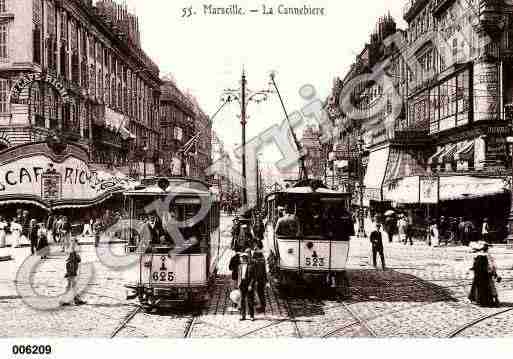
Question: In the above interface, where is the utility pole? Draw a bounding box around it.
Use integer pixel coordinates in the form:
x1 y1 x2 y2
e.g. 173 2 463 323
241 70 248 207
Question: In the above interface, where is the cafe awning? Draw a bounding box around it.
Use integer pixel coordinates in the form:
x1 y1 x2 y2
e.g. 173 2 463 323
439 176 507 201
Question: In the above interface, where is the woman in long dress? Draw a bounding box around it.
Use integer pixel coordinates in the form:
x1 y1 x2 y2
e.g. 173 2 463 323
0 216 7 248
36 223 49 259
469 243 500 307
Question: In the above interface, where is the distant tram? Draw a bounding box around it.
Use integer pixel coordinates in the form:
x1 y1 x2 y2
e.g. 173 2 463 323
265 180 353 291
124 177 221 309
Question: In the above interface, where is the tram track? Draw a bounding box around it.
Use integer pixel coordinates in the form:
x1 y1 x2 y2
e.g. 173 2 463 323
447 307 513 338
110 305 143 338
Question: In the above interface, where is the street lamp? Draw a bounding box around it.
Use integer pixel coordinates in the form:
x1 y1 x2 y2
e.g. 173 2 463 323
222 70 273 208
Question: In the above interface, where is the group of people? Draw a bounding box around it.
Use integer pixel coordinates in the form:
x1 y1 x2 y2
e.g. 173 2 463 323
367 211 494 248
229 212 268 321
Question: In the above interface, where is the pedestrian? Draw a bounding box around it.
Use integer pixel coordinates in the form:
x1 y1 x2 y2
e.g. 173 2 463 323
397 214 408 245
481 218 490 243
384 215 395 243
252 214 265 243
82 217 93 237
60 216 72 252
275 204 300 237
253 242 268 313
236 225 254 252
29 219 39 255
60 239 86 306
46 212 55 243
457 217 465 245
0 216 7 248
463 218 475 246
9 217 22 248
20 210 31 245
238 249 256 321
229 252 241 289
468 242 501 307
53 215 63 245
231 216 240 250
93 217 103 247
370 223 386 270
429 220 440 247
36 223 49 259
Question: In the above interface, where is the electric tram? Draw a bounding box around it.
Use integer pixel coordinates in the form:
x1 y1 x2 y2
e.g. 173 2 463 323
265 179 353 290
124 177 221 309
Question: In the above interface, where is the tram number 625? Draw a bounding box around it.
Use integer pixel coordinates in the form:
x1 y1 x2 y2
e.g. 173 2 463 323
305 257 325 267
152 271 175 282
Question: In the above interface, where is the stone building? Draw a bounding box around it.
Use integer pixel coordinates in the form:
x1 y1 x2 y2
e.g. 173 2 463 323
326 1 513 236
159 79 212 180
0 0 161 176
301 124 323 181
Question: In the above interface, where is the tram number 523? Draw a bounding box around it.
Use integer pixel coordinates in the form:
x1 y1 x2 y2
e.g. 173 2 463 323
152 271 175 282
305 257 325 267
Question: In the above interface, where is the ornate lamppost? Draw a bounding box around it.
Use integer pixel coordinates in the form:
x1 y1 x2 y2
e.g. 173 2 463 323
222 70 273 207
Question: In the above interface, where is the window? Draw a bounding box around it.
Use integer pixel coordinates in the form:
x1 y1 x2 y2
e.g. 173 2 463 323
33 25 41 64
0 0 6 13
0 23 7 60
0 79 9 114
174 126 183 141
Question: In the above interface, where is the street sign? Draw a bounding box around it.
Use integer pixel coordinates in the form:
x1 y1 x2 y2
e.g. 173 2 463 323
41 172 62 202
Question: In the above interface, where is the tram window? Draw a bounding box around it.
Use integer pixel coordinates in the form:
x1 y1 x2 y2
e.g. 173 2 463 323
301 201 323 237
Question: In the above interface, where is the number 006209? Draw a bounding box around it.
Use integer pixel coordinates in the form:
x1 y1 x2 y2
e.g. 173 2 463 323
12 345 52 355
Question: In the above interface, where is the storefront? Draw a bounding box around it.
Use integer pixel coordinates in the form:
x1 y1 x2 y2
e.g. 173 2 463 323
0 140 138 218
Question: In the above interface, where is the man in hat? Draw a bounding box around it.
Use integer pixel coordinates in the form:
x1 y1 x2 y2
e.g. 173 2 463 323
252 242 268 312
60 239 86 306
238 248 256 321
370 223 386 270
231 216 241 250
275 204 300 237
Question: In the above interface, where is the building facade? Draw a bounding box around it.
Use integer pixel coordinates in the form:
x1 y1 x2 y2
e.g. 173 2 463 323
0 0 161 177
159 79 212 180
326 1 513 236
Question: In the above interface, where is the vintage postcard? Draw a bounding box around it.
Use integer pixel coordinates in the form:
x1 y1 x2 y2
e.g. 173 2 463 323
0 0 513 357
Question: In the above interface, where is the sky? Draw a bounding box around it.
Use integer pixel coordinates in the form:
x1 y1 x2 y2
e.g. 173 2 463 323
116 0 407 179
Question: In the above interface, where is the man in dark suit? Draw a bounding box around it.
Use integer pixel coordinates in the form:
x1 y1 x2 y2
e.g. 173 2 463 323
141 214 168 252
239 250 256 321
370 223 386 270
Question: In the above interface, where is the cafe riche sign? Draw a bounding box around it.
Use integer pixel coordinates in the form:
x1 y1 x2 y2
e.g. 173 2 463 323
0 141 127 209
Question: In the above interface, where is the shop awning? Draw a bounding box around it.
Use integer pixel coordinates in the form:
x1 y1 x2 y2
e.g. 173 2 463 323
454 140 474 161
439 176 507 201
428 146 446 166
440 143 459 163
363 147 390 201
383 176 420 204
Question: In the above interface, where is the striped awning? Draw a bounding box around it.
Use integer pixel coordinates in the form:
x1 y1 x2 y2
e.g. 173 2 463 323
454 140 474 161
440 144 459 163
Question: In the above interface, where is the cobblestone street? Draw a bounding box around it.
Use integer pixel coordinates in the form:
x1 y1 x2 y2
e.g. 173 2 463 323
1 215 513 338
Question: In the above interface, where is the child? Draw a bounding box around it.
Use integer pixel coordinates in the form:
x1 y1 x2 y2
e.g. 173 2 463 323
60 239 86 306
